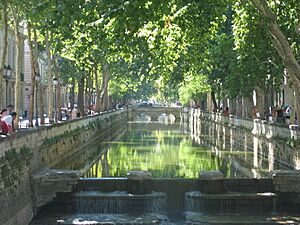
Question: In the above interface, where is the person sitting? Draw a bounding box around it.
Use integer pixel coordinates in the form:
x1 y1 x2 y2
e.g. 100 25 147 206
0 109 9 135
1 108 13 133
223 107 229 117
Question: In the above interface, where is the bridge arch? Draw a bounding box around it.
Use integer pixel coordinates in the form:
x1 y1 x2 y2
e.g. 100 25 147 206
130 107 182 122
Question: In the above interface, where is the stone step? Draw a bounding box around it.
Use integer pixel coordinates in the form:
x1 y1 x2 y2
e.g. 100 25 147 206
73 191 167 214
185 213 300 224
31 213 169 225
185 192 277 215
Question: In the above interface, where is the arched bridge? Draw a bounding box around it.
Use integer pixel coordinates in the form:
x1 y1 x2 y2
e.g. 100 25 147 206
128 106 183 122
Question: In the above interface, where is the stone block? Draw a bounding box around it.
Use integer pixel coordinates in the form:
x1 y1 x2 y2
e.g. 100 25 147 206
199 170 224 180
273 170 300 193
127 170 152 181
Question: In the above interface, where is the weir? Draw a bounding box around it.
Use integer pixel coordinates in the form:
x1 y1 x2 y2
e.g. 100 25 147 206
73 191 167 214
1 107 300 225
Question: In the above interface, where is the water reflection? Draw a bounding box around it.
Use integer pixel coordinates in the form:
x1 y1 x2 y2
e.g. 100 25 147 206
83 124 232 178
136 113 151 123
158 113 176 124
57 116 297 179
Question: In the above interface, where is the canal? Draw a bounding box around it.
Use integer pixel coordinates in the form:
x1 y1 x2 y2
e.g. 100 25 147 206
29 112 300 225
55 118 292 179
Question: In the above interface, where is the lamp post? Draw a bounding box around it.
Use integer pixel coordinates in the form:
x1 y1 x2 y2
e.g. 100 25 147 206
3 65 12 106
35 73 40 127
53 77 58 122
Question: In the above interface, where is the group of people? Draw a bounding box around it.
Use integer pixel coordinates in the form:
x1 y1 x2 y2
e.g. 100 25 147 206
64 107 83 120
270 105 294 124
0 104 17 135
252 105 295 124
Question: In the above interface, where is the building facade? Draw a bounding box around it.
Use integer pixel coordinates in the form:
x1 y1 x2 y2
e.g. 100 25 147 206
0 26 25 113
23 40 49 118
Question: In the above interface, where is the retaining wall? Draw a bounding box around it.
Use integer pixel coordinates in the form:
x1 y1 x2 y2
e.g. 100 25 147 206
0 109 127 225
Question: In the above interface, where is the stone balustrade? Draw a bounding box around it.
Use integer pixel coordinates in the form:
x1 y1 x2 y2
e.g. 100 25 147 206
188 108 299 141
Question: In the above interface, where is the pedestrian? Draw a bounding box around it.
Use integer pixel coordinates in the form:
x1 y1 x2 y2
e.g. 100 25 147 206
7 104 14 114
223 107 229 117
11 112 17 132
251 106 260 119
77 109 82 118
0 110 9 135
64 109 69 120
1 108 12 133
276 105 284 123
71 107 78 120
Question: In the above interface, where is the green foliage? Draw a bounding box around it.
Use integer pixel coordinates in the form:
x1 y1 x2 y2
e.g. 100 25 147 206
8 0 296 104
179 72 211 105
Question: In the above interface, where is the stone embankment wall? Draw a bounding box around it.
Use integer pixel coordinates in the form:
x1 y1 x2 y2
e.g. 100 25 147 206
186 108 299 141
0 109 127 225
186 108 300 206
185 109 299 171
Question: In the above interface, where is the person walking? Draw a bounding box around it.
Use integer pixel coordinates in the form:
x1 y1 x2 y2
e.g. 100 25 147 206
71 107 78 120
11 112 17 132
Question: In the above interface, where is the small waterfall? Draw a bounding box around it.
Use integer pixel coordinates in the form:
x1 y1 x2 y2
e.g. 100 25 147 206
73 191 167 214
185 191 277 215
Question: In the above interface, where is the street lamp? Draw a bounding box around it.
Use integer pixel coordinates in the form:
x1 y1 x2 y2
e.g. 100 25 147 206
3 65 12 106
35 73 40 127
53 77 58 122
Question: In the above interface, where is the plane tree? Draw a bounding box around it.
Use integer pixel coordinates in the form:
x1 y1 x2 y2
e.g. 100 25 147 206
249 0 300 122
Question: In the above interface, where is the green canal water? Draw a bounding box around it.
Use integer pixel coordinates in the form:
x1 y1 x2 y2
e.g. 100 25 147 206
84 129 229 178
57 121 291 179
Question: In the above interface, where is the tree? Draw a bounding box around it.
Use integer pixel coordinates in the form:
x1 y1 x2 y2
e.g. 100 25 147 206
250 0 300 123
9 0 26 130
0 1 9 108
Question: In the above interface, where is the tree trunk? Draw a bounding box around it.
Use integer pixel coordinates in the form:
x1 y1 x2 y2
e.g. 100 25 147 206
236 97 243 117
229 98 236 115
34 28 45 125
242 95 253 118
70 77 75 109
78 75 85 115
250 0 300 123
94 63 101 112
255 87 265 119
45 31 54 122
39 86 45 124
10 4 22 131
0 2 8 108
27 23 35 127
290 81 300 125
211 90 218 112
100 64 110 112
85 72 91 110
57 81 62 120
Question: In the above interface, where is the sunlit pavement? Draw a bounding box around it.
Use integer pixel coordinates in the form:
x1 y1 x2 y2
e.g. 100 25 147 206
19 118 54 129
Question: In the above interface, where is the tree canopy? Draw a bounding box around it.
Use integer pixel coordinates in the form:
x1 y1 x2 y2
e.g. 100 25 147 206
2 0 300 119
